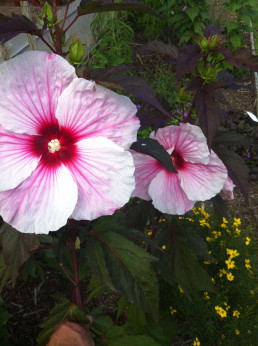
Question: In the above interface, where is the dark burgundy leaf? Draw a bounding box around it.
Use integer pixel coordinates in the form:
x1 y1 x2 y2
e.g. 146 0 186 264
201 24 221 38
139 40 179 61
210 195 227 218
217 70 251 90
212 131 249 146
195 84 223 148
219 47 258 72
0 14 40 42
78 0 163 18
87 66 170 115
131 138 177 173
137 108 171 131
176 45 202 82
212 145 249 201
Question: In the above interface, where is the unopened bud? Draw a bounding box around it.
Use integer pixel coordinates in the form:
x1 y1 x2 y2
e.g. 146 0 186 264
41 1 54 26
200 65 218 84
69 38 84 65
178 88 190 103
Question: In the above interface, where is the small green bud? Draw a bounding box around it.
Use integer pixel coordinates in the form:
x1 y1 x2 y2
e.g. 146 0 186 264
200 37 209 51
69 38 84 65
200 65 218 84
178 88 190 103
41 2 54 26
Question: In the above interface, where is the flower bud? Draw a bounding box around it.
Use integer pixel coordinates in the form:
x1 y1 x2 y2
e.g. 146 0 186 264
200 65 218 84
69 38 84 65
41 1 54 26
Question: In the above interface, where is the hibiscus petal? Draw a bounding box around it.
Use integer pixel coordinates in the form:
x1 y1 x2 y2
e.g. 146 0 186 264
150 123 209 164
64 137 135 221
149 170 195 214
0 52 76 135
130 151 161 200
221 177 234 200
0 126 40 191
55 78 139 149
179 151 227 201
0 161 78 234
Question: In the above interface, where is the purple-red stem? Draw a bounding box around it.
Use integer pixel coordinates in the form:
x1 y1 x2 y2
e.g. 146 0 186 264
39 245 58 250
69 220 83 310
64 14 79 33
52 0 62 55
39 35 57 53
61 0 71 31
60 263 77 286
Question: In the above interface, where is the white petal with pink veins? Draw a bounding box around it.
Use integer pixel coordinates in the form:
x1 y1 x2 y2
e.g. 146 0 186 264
221 176 234 200
55 78 139 149
0 52 76 135
131 151 162 200
0 162 78 234
179 151 227 201
149 170 195 215
150 123 209 164
0 126 40 191
65 137 135 221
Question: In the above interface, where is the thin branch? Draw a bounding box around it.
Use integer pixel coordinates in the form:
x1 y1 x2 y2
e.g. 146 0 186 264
64 14 79 33
39 35 57 53
61 0 71 31
60 263 77 286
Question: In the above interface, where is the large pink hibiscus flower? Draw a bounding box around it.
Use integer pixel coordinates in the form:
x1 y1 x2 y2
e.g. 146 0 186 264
131 123 228 214
0 51 140 233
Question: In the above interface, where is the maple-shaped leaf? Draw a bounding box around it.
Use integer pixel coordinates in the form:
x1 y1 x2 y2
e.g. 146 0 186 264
87 66 170 115
219 47 258 72
1 223 39 287
176 45 202 82
0 13 41 42
195 83 223 148
139 40 179 62
78 0 163 18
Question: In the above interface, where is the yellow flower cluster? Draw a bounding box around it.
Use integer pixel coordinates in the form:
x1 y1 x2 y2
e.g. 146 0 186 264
203 292 210 300
162 245 166 250
245 237 251 245
235 329 240 335
159 218 166 223
193 337 200 346
215 305 227 318
147 231 152 236
226 249 240 259
245 259 251 271
221 217 228 229
233 218 241 227
225 258 235 269
169 306 177 315
178 285 184 294
227 272 234 281
233 310 240 318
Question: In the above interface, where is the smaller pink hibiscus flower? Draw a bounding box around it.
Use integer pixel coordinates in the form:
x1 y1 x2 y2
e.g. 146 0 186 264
131 123 228 215
0 52 140 234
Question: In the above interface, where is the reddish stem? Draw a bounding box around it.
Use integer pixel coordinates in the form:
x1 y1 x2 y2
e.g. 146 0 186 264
39 245 58 250
53 0 62 55
61 0 71 31
64 14 79 33
69 221 83 310
39 35 57 53
60 263 77 286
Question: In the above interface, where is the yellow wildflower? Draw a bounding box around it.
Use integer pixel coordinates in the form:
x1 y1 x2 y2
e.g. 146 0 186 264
193 337 200 346
226 249 239 259
245 259 251 270
206 237 212 242
211 278 215 284
235 329 240 335
178 285 184 294
225 259 235 269
147 231 152 236
204 292 210 300
215 306 227 318
233 310 240 318
169 306 177 315
250 290 255 295
248 330 251 334
233 218 241 227
222 217 228 224
219 268 227 277
227 272 234 281
234 228 241 236
245 237 251 245
162 245 166 250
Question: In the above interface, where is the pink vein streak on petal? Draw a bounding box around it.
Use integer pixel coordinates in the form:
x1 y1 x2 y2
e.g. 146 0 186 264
179 151 227 201
55 79 140 150
149 170 195 215
64 137 135 221
0 160 78 234
0 125 41 191
0 52 77 135
131 151 163 200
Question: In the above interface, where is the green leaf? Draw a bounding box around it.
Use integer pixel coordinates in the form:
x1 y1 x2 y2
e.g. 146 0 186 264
1 224 39 287
85 236 116 291
157 222 213 296
186 7 199 22
116 295 129 320
145 311 176 345
125 304 146 334
78 0 163 19
226 21 239 32
229 33 242 49
90 230 159 318
86 274 111 303
106 327 159 346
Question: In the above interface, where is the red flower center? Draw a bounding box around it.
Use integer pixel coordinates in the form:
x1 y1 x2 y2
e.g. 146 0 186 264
171 150 184 169
31 123 77 167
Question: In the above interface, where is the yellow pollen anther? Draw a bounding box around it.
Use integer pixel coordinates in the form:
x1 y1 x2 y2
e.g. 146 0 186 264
48 139 61 153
